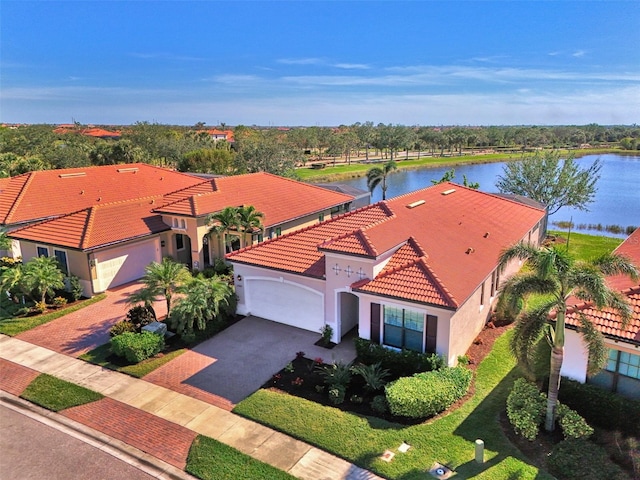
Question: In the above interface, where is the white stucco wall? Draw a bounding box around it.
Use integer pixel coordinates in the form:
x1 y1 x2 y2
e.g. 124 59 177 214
561 329 589 383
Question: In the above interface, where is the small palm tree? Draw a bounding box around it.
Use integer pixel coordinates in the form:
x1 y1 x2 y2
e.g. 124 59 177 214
498 242 638 432
237 205 264 248
21 256 66 305
207 206 241 253
366 160 397 200
137 257 191 317
125 286 158 320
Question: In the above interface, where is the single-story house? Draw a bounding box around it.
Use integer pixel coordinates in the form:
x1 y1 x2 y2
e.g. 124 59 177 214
2 163 354 296
560 228 640 399
227 182 547 366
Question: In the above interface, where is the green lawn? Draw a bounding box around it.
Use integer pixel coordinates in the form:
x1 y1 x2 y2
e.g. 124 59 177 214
186 435 296 480
20 373 103 411
547 230 623 262
0 294 107 336
80 342 187 378
234 331 553 479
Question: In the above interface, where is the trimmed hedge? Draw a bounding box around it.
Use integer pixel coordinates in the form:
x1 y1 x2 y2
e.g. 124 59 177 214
547 438 628 480
110 331 164 363
558 378 640 437
506 378 546 441
556 403 593 440
385 366 472 419
354 338 444 378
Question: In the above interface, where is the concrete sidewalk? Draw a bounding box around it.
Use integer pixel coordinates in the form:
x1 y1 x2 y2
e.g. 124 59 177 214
0 335 383 480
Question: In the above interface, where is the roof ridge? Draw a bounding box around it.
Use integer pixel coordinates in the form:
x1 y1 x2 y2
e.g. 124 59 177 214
90 194 162 209
80 207 96 250
415 257 459 307
8 204 93 236
2 172 34 224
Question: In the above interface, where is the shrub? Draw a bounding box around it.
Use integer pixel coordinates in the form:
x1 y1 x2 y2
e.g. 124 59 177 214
110 332 164 363
547 438 628 480
33 301 47 314
52 296 67 308
385 367 472 419
319 324 333 345
68 275 84 301
370 395 388 414
317 361 352 388
556 403 594 440
328 385 346 405
109 320 137 337
558 378 640 437
350 394 364 404
506 378 546 441
351 362 390 392
354 338 444 378
125 305 155 331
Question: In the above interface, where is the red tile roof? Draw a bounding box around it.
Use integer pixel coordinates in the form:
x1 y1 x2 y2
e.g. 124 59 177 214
564 228 640 344
155 173 354 227
229 182 546 307
9 197 170 250
0 164 203 226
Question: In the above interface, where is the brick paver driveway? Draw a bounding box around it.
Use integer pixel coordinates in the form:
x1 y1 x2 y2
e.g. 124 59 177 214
144 316 357 406
16 282 167 358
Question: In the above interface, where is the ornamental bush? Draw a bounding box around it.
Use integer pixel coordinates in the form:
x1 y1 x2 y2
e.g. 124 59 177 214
109 320 137 337
506 378 546 441
110 332 164 363
547 438 628 480
385 366 472 419
556 403 594 440
354 338 444 378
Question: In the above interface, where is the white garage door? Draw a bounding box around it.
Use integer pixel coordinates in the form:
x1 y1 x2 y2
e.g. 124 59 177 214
95 238 161 291
245 278 324 333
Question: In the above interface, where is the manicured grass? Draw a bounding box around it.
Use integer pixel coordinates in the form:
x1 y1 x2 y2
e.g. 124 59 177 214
234 331 553 479
80 342 187 378
0 294 107 336
20 373 103 412
186 435 296 480
548 230 623 262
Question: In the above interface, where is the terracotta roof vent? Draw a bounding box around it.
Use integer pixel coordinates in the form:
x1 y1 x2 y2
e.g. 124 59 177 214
406 199 425 209
442 188 456 195
466 247 475 254
59 172 86 178
484 232 490 238
117 167 139 173
80 190 84 195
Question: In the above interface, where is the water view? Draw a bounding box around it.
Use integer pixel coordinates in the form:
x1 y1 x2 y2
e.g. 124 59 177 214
330 154 640 237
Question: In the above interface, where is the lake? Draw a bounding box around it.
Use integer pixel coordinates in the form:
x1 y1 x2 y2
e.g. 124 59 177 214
329 154 640 237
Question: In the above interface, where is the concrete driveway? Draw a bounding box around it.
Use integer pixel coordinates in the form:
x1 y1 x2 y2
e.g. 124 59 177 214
145 316 357 405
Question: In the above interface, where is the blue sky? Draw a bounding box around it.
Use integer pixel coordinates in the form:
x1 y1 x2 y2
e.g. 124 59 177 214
2 1 639 126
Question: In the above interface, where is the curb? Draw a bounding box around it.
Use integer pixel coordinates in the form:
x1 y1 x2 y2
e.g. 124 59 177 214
0 391 196 480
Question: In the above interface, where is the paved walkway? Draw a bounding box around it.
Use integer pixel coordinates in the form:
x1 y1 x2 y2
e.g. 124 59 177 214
0 335 383 480
16 282 168 357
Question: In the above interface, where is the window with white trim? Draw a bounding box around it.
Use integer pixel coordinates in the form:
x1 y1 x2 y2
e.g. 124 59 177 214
37 246 49 258
383 306 424 352
606 349 640 380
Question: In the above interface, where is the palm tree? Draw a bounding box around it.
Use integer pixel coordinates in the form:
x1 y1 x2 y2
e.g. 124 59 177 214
0 227 12 251
207 206 241 254
237 205 264 248
366 160 397 201
22 256 65 305
170 275 234 336
125 286 158 320
498 242 638 432
136 257 191 317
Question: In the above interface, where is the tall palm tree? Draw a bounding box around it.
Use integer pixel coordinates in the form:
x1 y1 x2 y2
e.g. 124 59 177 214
137 257 191 317
207 206 241 254
498 242 638 432
366 160 397 201
237 205 264 248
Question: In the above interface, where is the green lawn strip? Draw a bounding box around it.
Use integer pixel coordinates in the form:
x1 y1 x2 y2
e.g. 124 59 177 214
548 230 623 262
186 435 296 480
0 294 107 336
20 373 103 412
296 148 622 182
234 331 552 479
79 343 186 378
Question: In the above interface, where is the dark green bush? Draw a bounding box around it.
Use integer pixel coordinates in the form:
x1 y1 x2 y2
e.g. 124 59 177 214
126 305 155 331
547 438 628 480
68 275 84 301
385 367 472 419
354 338 444 378
328 385 346 405
559 378 640 437
506 378 546 441
557 403 594 440
317 361 352 388
110 332 164 363
370 395 388 414
109 320 137 337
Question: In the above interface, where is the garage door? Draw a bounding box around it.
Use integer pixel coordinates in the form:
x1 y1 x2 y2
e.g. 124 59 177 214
245 278 324 333
94 238 161 291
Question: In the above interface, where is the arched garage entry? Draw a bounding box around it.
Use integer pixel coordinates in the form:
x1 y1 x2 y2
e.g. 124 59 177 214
244 277 324 333
339 292 359 338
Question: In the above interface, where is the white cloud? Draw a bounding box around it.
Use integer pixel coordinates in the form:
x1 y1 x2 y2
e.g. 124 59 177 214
277 57 325 65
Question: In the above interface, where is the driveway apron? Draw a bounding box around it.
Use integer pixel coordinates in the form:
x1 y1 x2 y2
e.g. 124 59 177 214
16 282 168 357
145 316 357 405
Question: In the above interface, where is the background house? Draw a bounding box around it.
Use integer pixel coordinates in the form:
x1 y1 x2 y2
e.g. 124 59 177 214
228 182 547 366
3 164 354 296
560 228 640 399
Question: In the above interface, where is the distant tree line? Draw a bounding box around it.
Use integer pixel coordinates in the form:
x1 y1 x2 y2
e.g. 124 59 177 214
1 122 639 178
